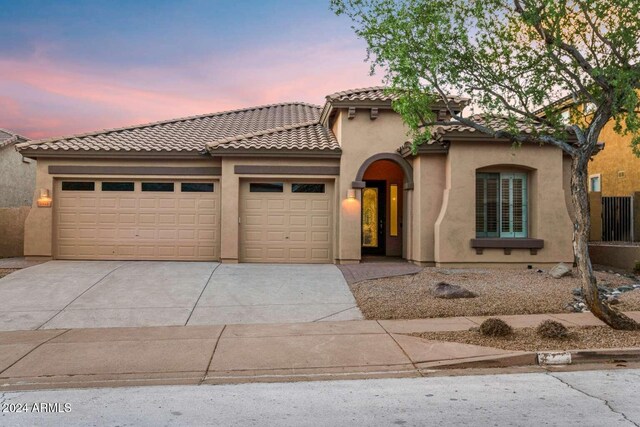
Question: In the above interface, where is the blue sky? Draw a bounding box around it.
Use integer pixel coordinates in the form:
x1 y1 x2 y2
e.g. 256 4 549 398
0 0 380 138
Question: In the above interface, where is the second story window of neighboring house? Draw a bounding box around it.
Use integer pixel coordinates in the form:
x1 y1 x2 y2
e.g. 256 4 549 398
560 110 571 124
476 173 528 238
589 174 601 192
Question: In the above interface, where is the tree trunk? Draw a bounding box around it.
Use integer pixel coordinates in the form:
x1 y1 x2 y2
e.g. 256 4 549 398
570 154 639 330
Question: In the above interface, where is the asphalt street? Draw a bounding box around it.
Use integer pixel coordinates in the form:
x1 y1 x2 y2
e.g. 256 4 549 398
2 368 639 426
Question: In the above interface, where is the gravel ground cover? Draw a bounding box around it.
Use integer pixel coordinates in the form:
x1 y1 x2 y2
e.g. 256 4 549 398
0 268 19 279
349 267 640 319
412 326 640 351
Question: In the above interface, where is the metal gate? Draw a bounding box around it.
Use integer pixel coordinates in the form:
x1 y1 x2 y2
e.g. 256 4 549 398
602 196 634 242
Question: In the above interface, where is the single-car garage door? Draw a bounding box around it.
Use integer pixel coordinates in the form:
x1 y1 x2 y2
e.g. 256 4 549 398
55 179 219 260
240 180 333 263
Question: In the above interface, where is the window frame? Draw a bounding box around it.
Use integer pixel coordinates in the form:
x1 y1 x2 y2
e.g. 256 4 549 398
101 181 135 192
181 182 215 193
589 174 601 192
476 172 528 239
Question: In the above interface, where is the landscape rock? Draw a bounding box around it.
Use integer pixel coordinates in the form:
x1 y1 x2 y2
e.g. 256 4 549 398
430 282 478 299
549 263 572 279
607 297 620 305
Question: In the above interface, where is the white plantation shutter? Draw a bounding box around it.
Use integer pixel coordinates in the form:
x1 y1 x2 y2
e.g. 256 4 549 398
476 172 527 238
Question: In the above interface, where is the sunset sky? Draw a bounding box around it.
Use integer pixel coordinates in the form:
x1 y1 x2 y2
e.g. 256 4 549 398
0 0 381 139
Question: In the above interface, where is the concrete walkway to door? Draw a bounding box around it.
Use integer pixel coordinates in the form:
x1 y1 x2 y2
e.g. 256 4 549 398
0 261 362 331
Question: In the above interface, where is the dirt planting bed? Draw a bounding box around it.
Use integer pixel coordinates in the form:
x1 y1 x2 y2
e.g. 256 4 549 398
412 326 640 352
349 267 640 320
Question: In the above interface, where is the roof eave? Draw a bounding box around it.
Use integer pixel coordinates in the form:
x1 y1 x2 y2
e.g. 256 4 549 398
17 149 210 160
207 148 342 158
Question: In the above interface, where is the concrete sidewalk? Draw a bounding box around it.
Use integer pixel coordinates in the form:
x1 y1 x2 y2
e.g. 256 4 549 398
1 311 638 391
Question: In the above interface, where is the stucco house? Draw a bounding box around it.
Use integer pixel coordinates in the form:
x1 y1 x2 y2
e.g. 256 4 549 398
16 87 575 266
0 128 34 257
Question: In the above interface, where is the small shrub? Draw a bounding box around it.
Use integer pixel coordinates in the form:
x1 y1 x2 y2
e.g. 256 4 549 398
634 261 640 274
536 320 569 339
479 318 512 337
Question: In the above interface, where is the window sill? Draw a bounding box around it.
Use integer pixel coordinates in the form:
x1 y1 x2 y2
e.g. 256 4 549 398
470 238 544 255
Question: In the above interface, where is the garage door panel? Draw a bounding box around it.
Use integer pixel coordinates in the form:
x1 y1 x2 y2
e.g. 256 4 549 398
55 179 219 261
240 180 333 264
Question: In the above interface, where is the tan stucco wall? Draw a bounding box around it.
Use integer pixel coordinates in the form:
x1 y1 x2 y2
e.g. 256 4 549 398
410 154 446 265
217 156 340 263
588 122 640 196
434 141 574 266
0 145 36 208
334 108 412 263
23 157 221 258
0 206 30 258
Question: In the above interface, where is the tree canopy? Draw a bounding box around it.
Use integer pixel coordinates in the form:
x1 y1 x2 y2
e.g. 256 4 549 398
332 0 640 156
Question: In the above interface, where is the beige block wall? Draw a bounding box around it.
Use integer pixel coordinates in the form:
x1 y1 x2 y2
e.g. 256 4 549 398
434 141 574 266
218 156 341 263
0 206 30 257
23 157 221 258
589 244 640 271
335 109 412 263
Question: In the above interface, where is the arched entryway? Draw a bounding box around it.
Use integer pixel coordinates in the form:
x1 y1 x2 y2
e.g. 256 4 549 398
353 153 413 259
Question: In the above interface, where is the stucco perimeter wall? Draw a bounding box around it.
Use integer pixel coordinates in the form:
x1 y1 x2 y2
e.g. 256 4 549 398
0 145 36 208
23 157 221 258
434 141 574 266
335 109 412 263
218 156 340 263
0 206 30 257
589 244 640 271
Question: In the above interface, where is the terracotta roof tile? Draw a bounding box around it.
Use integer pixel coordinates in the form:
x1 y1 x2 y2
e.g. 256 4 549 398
17 102 322 154
207 121 340 153
0 128 28 149
326 86 470 104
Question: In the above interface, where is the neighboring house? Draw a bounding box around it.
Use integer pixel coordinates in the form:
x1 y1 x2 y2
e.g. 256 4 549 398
0 128 34 257
16 87 574 266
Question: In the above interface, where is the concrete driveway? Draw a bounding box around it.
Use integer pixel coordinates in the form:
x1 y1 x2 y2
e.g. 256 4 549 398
0 261 362 331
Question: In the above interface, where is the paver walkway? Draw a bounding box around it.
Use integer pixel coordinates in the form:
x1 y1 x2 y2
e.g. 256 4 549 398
1 311 638 391
337 261 423 284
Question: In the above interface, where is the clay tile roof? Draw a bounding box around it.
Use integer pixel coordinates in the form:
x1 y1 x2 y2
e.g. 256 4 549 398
326 86 399 103
326 86 470 104
207 121 340 154
0 128 28 149
429 114 558 138
16 102 323 154
398 114 573 153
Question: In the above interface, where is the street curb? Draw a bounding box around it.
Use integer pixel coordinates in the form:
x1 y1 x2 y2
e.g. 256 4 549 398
419 348 640 371
565 348 640 365
417 352 537 370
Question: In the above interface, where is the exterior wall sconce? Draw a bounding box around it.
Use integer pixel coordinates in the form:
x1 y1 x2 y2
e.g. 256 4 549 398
347 189 356 200
37 189 52 207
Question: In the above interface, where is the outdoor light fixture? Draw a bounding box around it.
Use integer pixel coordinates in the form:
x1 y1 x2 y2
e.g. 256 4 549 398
347 189 356 199
37 189 52 207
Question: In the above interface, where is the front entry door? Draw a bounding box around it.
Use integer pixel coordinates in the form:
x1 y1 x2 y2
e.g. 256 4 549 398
361 180 386 255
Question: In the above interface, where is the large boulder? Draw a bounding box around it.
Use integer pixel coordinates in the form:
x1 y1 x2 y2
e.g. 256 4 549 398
549 263 572 279
431 282 477 299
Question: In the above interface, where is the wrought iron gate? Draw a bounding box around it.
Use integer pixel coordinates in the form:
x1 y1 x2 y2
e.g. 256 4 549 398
602 196 634 242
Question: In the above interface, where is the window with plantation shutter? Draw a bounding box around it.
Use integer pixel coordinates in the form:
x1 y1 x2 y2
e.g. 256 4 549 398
476 172 527 238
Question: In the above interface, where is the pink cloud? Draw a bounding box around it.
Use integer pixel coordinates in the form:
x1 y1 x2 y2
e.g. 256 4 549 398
0 39 381 139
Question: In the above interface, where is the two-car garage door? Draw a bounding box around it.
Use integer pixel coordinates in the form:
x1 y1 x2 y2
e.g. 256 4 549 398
55 179 219 260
